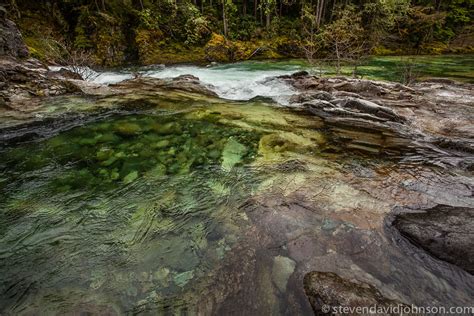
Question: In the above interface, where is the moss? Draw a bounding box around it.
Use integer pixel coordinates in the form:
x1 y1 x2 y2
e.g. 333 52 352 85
258 132 319 161
203 34 289 62
23 37 63 63
420 42 449 55
123 170 139 184
372 45 402 56
114 123 142 136
135 28 207 64
204 33 233 62
221 138 247 171
74 25 94 50
93 30 126 67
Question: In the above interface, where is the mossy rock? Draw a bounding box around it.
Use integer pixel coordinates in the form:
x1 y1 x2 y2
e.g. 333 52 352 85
258 132 317 159
123 171 139 184
114 123 142 136
221 138 247 171
204 33 233 62
151 122 182 135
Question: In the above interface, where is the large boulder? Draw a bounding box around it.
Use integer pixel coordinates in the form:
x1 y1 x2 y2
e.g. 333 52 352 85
111 76 218 97
393 205 474 274
304 271 405 315
0 6 29 58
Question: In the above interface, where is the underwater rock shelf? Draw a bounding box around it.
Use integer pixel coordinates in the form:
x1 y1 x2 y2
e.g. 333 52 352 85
0 67 473 314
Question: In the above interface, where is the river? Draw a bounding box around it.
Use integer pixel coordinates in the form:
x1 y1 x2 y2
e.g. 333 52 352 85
1 57 473 315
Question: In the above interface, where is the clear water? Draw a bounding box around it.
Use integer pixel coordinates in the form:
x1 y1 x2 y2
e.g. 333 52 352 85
0 112 263 313
4 58 474 314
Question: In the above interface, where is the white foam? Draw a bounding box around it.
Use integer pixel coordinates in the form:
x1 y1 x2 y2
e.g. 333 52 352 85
50 62 307 105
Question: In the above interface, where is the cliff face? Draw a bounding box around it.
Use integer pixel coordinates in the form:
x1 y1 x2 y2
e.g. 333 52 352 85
0 6 85 109
0 6 29 58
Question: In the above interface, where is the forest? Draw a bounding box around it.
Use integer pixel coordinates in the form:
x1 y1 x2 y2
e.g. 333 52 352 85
5 0 474 66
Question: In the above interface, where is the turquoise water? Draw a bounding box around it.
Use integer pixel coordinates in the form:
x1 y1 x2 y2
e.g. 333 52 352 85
86 55 474 104
218 55 474 82
353 55 474 83
2 56 473 314
0 112 262 313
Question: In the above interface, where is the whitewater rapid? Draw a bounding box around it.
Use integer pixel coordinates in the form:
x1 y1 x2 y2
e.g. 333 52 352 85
52 61 308 105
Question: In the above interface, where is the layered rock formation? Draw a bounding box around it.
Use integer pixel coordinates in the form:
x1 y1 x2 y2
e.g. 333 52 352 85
0 57 84 109
278 72 474 169
0 6 86 109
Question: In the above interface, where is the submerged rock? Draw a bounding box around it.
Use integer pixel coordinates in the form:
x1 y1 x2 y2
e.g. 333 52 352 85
221 138 247 171
271 255 296 293
303 272 404 315
392 205 474 274
173 270 195 287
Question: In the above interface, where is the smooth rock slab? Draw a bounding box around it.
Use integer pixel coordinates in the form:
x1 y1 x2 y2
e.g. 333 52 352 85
393 205 474 274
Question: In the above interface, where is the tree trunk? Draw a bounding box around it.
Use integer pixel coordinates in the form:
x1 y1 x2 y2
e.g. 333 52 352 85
243 0 247 15
266 12 270 28
318 0 325 26
223 2 228 37
254 0 258 18
315 0 324 28
329 0 336 21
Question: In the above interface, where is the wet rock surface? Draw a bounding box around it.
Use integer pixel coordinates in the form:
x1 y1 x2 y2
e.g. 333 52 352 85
111 75 218 97
303 271 404 315
279 73 474 169
0 58 219 111
0 57 86 109
0 67 473 314
392 205 474 274
0 6 83 108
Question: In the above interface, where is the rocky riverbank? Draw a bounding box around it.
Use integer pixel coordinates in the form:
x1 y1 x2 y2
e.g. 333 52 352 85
276 71 473 311
1 50 473 314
